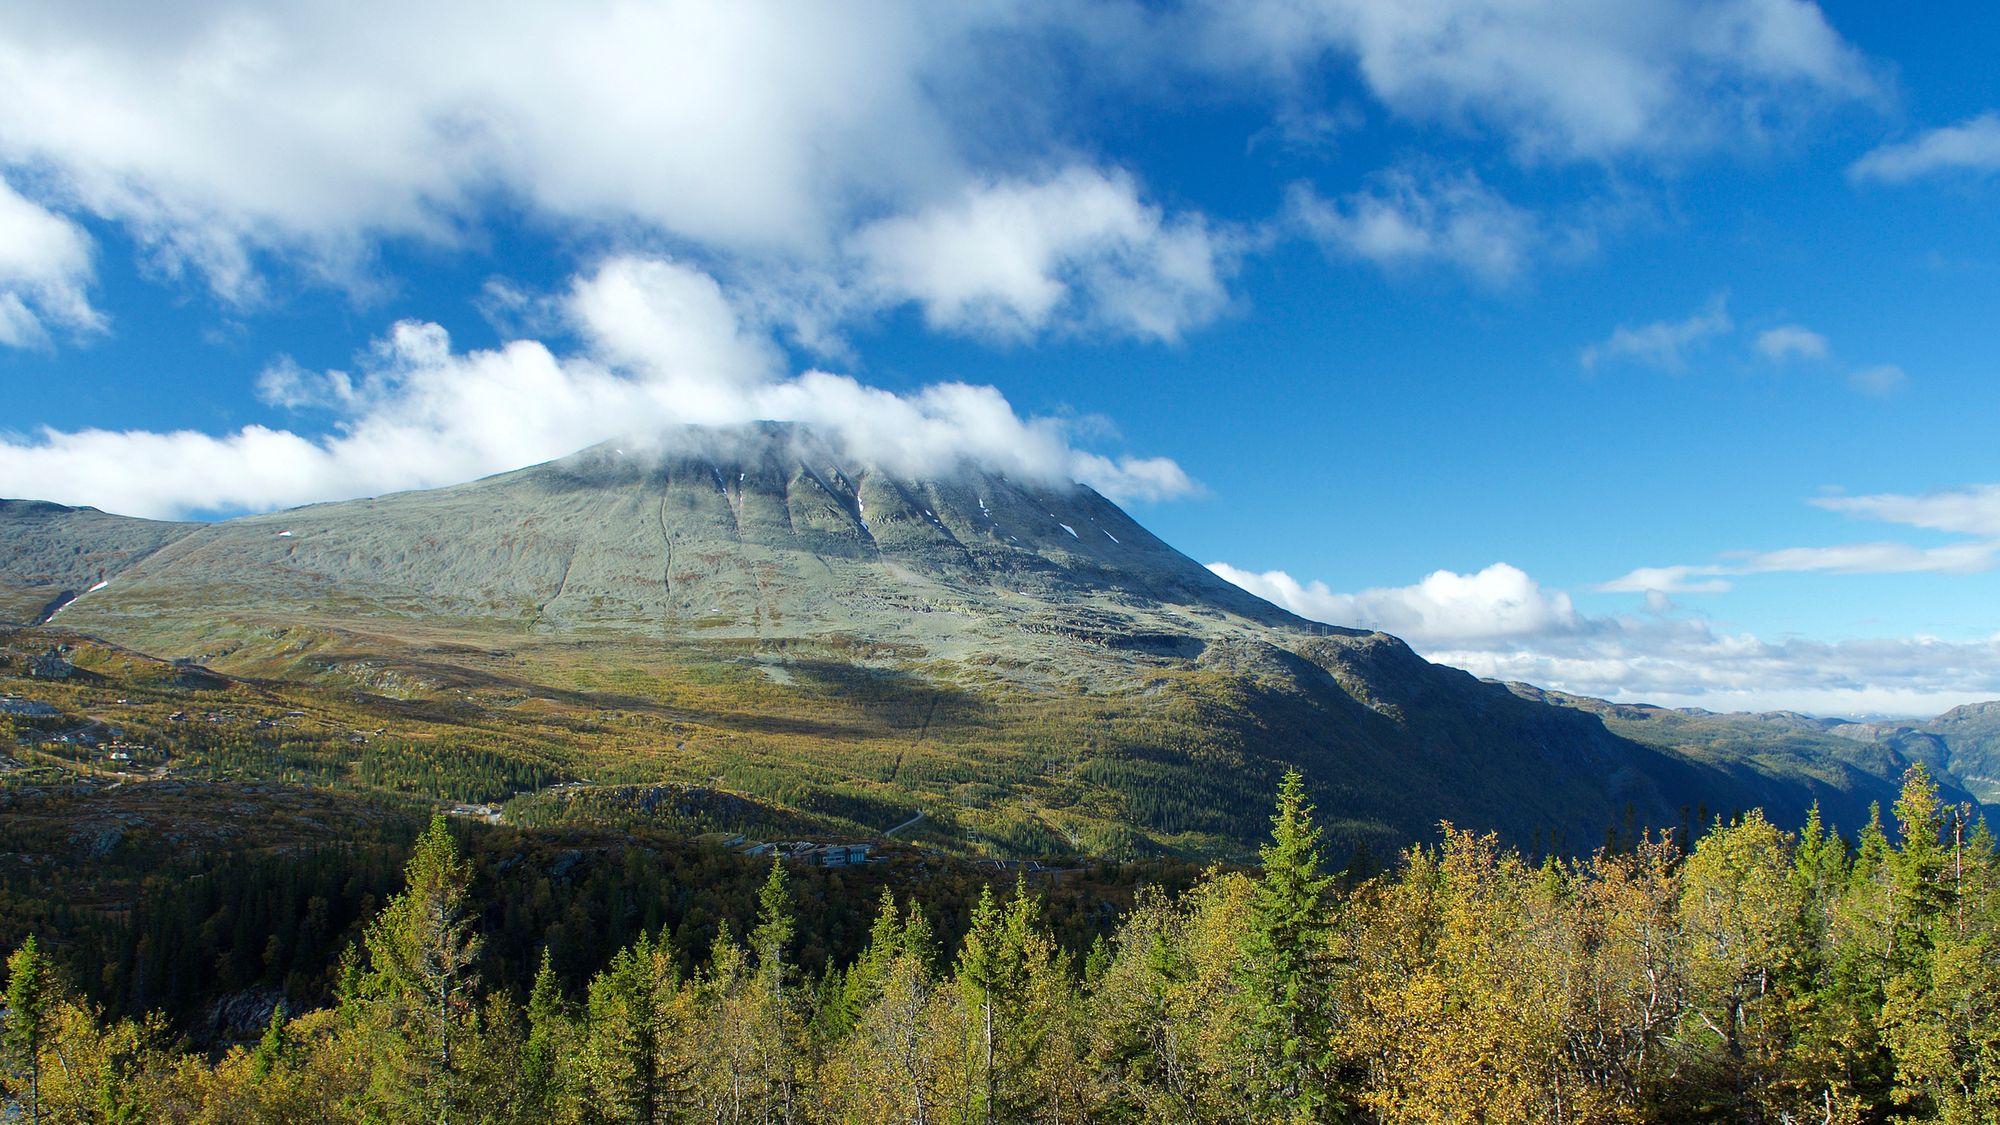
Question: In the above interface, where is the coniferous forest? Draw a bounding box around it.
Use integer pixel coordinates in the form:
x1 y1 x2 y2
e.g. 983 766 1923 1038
6 766 2000 1124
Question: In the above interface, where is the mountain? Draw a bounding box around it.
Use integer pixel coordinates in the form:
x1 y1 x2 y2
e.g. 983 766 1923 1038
0 499 196 624
1501 685 1988 823
0 423 1966 857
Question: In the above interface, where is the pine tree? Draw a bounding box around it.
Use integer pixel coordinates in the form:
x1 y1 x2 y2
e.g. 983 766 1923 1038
698 863 803 1125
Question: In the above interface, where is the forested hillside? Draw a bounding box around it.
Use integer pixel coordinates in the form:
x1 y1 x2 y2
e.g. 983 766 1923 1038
7 767 1998 1124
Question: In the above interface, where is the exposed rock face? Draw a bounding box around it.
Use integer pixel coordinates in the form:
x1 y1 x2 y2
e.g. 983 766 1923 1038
39 423 1333 660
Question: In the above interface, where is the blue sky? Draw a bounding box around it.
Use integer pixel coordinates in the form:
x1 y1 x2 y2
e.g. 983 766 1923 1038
3 0 1998 715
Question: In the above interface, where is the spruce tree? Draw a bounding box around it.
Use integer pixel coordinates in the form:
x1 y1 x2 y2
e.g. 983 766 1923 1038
3 935 58 1125
745 859 801 1125
581 929 690 1125
1889 764 1950 964
358 812 484 1122
1240 768 1339 1121
957 883 1006 1125
519 948 567 1120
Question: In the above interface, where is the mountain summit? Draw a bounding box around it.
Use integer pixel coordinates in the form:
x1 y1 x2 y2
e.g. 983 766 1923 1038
32 422 1309 652
0 423 1964 857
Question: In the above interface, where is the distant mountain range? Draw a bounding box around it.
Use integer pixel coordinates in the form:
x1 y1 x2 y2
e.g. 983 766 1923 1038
2 423 1986 858
1508 687 2000 808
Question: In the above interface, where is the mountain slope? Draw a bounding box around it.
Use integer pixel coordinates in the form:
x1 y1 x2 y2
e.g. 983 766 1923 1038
0 500 197 625
0 424 1955 857
1505 685 1987 828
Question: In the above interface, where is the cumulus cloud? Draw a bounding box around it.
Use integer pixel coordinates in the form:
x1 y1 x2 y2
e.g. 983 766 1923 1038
1754 323 1828 362
1207 561 1580 646
1210 558 2000 716
1288 170 1540 285
0 255 1199 518
1851 112 2000 183
0 2 987 296
1580 293 1732 370
0 1 1882 331
850 167 1231 343
1195 0 1874 161
0 175 105 348
1216 481 2000 713
0 5 1252 358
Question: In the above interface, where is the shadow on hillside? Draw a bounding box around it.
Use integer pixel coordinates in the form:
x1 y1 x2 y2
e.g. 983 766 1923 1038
298 645 984 744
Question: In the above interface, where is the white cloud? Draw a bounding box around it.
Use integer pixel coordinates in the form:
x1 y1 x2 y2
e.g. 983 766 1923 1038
1598 566 1734 595
0 5 1236 347
0 175 104 348
1738 540 2000 574
1602 540 2000 593
1207 561 1580 645
1288 169 1539 285
0 7 1251 356
1196 0 1874 161
849 166 1231 342
1753 323 1828 362
1848 363 1906 396
1580 293 1732 370
0 2 988 297
0 255 1199 518
1433 628 2000 718
1812 484 2000 537
1603 480 2000 602
1851 112 2000 183
1211 557 2000 716
565 256 783 392
1069 452 1201 504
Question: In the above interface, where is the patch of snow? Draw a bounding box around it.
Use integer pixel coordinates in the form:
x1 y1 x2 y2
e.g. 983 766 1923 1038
1103 530 1119 544
277 530 293 537
1059 523 1079 539
87 580 110 593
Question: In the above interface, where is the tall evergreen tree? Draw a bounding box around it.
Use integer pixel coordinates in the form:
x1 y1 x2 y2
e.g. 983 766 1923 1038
1239 768 1340 1121
580 928 693 1125
1889 765 1950 965
518 948 569 1122
3 935 58 1125
957 883 1007 1125
355 812 484 1122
